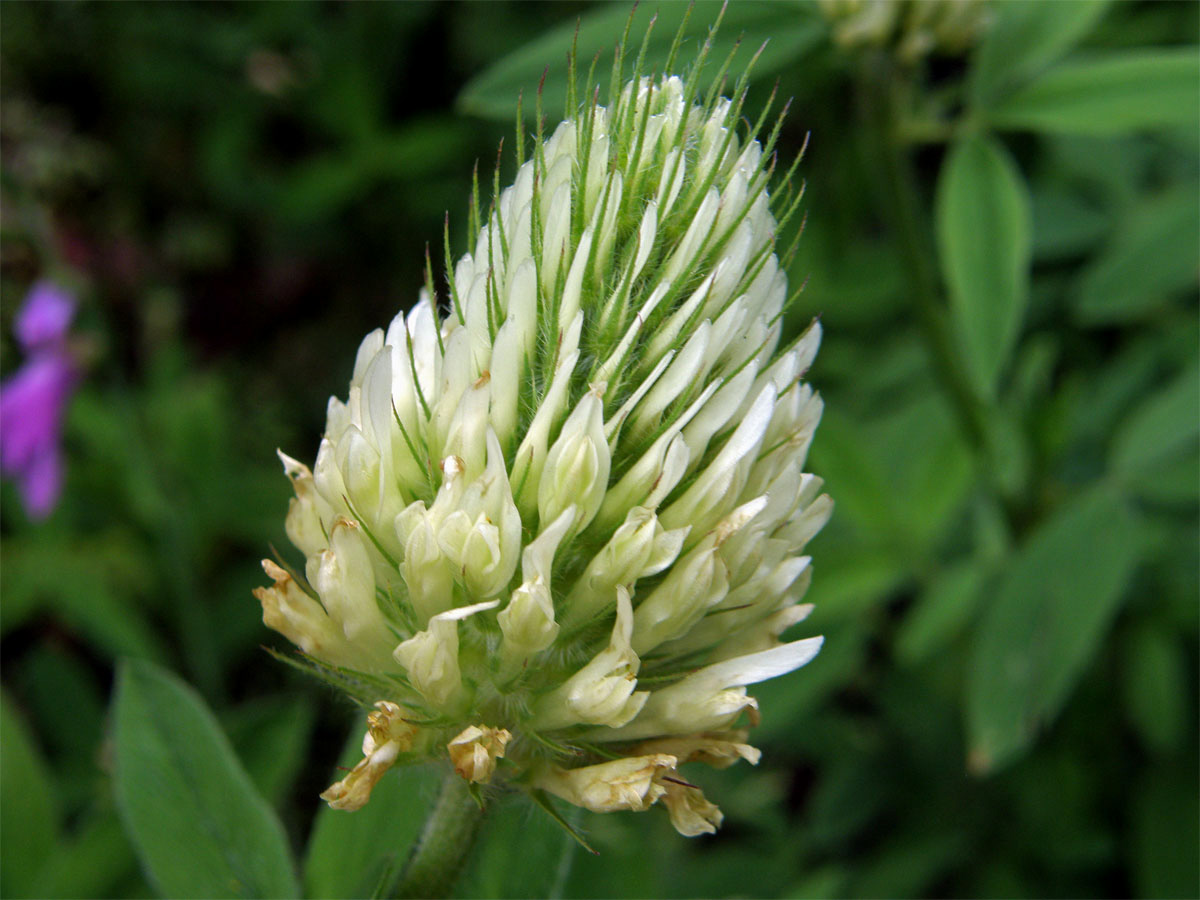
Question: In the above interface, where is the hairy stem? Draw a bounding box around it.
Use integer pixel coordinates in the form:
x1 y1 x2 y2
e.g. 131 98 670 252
393 772 484 899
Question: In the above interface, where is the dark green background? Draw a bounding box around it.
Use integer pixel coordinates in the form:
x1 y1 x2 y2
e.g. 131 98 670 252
2 2 1197 898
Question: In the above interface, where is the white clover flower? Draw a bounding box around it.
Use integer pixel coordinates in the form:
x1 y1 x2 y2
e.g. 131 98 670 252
257 37 830 838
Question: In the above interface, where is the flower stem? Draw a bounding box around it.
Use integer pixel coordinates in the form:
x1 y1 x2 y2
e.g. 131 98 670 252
858 52 992 459
393 772 484 900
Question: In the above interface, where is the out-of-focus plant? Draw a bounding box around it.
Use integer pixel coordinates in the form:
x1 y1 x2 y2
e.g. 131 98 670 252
1 1 1196 898
0 281 81 518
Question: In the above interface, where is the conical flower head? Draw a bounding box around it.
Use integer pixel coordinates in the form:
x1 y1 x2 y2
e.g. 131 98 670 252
258 29 830 836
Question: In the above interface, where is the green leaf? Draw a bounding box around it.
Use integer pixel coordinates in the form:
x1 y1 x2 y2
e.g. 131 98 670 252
304 739 441 900
457 1 826 122
874 393 976 551
1074 185 1200 324
1121 624 1189 754
1110 358 1200 477
1126 448 1200 505
970 0 1113 105
936 134 1032 398
848 828 970 899
896 559 988 666
1029 185 1108 261
784 866 849 900
113 659 299 899
0 535 166 663
802 548 909 621
1064 334 1163 449
225 697 317 805
989 48 1200 135
0 692 60 898
807 410 902 542
966 484 1144 773
457 793 582 899
28 812 140 900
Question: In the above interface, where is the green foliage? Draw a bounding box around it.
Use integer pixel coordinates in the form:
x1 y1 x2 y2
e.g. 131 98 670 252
457 1 827 123
1075 185 1200 324
113 659 300 899
966 485 1144 772
936 133 1032 397
969 0 1113 104
895 558 988 666
224 697 319 806
1 1 1197 898
989 49 1200 135
22 812 139 900
0 694 60 898
457 794 581 899
1111 358 1200 478
304 745 441 899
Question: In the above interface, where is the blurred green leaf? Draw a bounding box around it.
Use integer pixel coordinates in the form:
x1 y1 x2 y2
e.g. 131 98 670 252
807 409 902 542
936 134 1032 398
896 559 988 666
989 48 1200 135
0 693 60 898
113 659 299 899
1005 742 1117 870
1007 334 1060 413
0 535 167 663
457 1 825 122
1029 185 1108 261
457 794 579 899
225 697 317 806
753 626 869 743
848 828 970 899
1063 334 1162 449
966 485 1143 773
1121 624 1190 755
876 393 976 550
1110 358 1200 477
802 754 893 853
785 866 849 900
1074 185 1200 324
11 644 106 815
970 0 1112 105
304 744 440 900
984 407 1033 499
557 814 663 898
802 548 909 621
1131 764 1200 899
791 229 905 326
28 812 140 900
1126 448 1200 505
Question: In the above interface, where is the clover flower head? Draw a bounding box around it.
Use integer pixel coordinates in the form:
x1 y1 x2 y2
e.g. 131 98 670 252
257 22 830 837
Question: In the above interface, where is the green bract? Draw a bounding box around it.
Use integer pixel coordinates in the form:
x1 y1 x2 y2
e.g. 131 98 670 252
257 23 828 836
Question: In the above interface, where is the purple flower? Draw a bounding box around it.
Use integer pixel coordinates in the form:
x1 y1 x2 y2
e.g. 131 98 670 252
1 281 79 519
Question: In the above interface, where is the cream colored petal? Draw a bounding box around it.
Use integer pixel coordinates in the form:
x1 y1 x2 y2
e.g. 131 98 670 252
447 725 512 783
533 754 677 813
320 701 416 811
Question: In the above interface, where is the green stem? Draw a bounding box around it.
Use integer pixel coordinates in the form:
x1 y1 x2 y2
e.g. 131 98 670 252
393 772 484 900
859 53 1025 532
859 52 992 459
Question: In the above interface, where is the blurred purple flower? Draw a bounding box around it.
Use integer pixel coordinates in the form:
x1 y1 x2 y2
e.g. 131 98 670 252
1 281 79 519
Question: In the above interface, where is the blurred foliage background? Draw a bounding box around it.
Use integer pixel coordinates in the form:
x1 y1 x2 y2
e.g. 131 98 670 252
1 2 1197 898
